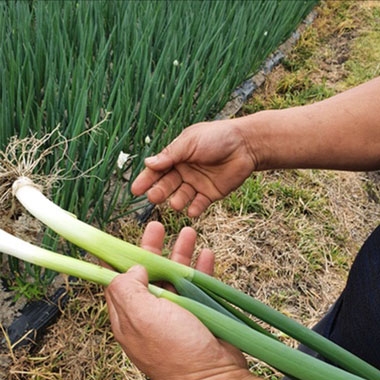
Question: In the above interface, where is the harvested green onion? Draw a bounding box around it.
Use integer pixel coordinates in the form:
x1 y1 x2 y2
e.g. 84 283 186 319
0 229 367 380
0 229 117 286
5 176 380 380
12 177 193 283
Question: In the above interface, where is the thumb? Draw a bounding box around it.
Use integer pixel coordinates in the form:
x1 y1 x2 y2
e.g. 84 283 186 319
144 136 187 171
105 265 150 310
125 265 149 287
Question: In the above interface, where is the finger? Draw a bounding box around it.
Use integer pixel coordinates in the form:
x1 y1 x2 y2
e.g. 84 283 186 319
146 169 183 204
195 248 215 276
140 221 165 255
170 182 196 211
187 193 213 217
107 265 150 304
140 221 172 290
132 137 189 196
143 136 189 171
105 266 155 339
144 150 175 171
169 227 197 266
105 265 149 316
131 167 165 196
124 264 150 286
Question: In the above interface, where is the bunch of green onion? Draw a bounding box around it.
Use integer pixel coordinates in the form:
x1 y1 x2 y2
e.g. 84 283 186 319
1 176 380 380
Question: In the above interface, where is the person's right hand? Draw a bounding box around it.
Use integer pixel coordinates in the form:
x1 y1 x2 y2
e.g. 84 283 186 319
131 119 258 217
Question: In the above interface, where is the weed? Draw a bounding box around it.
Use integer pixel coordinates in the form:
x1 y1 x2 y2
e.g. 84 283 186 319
222 175 269 216
8 278 45 301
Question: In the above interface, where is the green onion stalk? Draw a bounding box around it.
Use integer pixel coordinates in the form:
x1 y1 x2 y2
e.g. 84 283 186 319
3 176 380 380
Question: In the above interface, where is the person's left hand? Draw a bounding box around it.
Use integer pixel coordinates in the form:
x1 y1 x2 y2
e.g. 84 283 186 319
105 221 252 380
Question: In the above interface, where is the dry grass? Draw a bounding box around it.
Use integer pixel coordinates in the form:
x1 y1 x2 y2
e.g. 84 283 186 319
4 283 144 380
197 170 380 324
2 1 380 379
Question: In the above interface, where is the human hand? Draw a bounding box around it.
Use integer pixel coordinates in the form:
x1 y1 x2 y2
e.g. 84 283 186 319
105 221 254 380
131 119 258 217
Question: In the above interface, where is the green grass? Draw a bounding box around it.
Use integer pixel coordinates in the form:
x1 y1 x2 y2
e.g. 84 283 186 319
223 175 269 216
243 75 336 112
344 21 380 84
242 0 380 114
223 171 328 219
223 169 350 278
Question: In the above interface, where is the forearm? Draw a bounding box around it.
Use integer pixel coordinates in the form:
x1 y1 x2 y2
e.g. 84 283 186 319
239 77 380 171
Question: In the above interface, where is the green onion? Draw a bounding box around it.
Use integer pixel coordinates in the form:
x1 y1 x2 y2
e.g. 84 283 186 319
193 271 380 380
7 176 380 380
0 229 117 286
161 289 367 380
12 177 194 283
1 0 318 231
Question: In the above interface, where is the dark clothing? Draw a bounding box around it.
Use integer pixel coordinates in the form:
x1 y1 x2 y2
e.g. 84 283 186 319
283 225 380 379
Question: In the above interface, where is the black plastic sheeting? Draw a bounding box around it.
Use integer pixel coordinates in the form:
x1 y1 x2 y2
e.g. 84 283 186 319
6 285 70 349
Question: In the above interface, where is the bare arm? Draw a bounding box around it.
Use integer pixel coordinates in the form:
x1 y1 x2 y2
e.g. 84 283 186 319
132 77 380 216
246 76 380 171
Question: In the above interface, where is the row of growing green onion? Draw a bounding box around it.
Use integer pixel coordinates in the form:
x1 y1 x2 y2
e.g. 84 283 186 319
0 0 317 286
0 0 318 286
0 0 317 226
1 176 379 380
